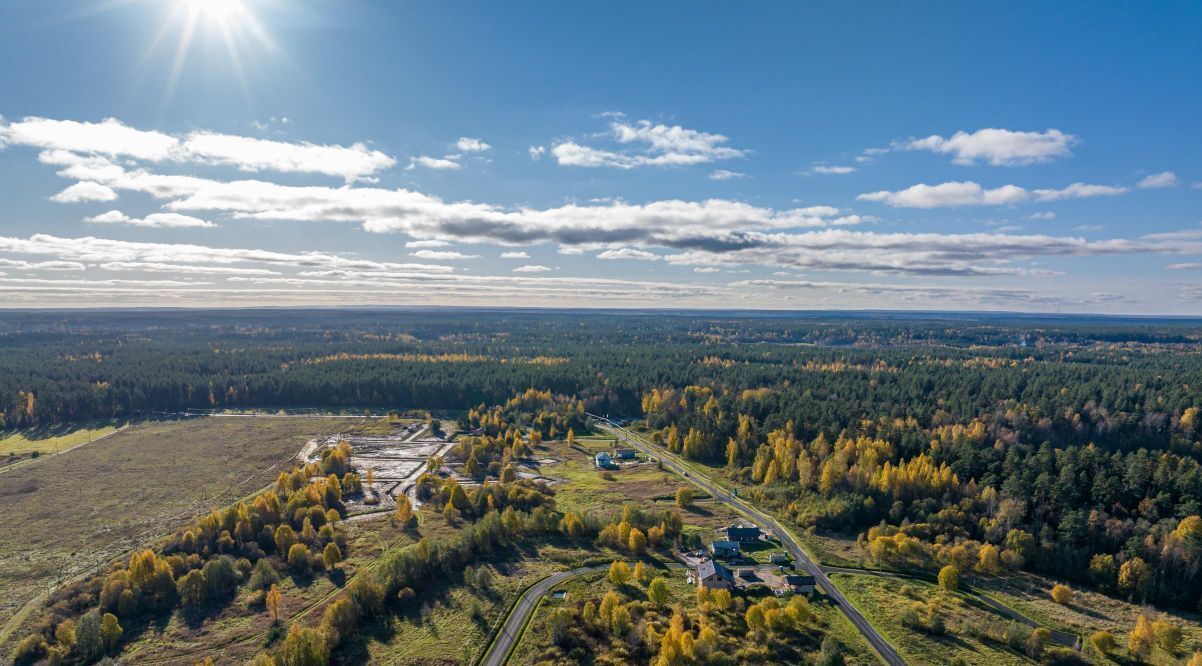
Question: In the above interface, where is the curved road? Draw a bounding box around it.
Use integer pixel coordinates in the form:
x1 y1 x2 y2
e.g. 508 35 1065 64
589 415 906 666
480 562 685 666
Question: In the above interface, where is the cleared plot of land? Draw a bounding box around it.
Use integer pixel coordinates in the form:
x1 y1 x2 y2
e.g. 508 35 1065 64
0 421 122 465
540 436 744 530
0 416 373 650
832 573 1037 665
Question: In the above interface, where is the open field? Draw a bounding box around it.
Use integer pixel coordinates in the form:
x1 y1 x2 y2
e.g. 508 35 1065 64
832 572 1046 665
0 415 378 651
538 435 745 531
973 571 1202 664
0 421 123 467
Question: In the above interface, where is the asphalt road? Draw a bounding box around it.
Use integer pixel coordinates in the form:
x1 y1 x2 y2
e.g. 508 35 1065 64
479 563 607 666
590 415 907 666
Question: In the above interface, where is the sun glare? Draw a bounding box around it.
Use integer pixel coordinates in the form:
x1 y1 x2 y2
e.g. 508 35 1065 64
184 0 246 22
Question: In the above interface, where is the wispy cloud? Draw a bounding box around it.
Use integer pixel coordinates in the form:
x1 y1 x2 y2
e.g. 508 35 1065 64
1136 171 1179 189
500 251 529 259
0 116 394 182
551 117 746 169
410 249 480 260
50 181 117 203
810 165 856 175
406 155 462 170
709 169 747 180
512 264 551 273
893 128 1078 166
858 180 1126 208
455 137 491 152
597 248 661 261
85 210 214 228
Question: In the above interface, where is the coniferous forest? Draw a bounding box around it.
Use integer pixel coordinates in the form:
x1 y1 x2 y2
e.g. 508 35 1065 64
5 308 1202 612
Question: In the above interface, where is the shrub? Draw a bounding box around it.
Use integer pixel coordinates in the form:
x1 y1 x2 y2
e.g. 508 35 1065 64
1090 630 1116 654
11 634 48 665
1050 584 1073 605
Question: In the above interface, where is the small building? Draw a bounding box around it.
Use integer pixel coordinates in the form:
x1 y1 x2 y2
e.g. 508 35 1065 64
710 540 741 559
784 574 816 594
769 552 790 565
724 524 763 543
613 448 638 460
594 452 617 469
690 559 734 590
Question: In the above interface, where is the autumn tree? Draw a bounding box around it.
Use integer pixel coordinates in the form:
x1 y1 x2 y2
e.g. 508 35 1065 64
937 565 959 592
608 560 631 587
1129 614 1156 660
675 486 694 508
323 542 343 569
1050 584 1073 605
394 494 416 528
648 577 671 606
266 584 282 623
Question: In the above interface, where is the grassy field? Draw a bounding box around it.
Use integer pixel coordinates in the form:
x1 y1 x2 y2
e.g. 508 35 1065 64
539 436 744 531
0 415 377 653
0 420 123 466
973 571 1202 664
353 550 575 665
832 572 1040 665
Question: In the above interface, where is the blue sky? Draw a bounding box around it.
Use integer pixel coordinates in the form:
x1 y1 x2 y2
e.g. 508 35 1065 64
0 0 1200 312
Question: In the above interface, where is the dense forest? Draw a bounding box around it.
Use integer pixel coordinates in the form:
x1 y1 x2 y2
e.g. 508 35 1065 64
5 308 1202 616
2 309 1201 430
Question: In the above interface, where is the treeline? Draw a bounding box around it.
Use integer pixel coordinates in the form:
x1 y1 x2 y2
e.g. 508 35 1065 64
3 310 1202 429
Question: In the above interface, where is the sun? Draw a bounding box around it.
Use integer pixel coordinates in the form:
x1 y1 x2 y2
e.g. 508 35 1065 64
182 0 246 23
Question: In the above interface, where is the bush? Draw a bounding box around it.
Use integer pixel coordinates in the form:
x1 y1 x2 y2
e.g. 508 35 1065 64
1090 630 1116 654
248 558 281 591
11 634 48 665
1050 584 1073 605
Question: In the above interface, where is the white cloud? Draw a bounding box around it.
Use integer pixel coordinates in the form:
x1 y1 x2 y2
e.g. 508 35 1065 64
0 258 85 271
49 181 118 203
512 265 552 273
858 180 1127 208
693 267 721 273
99 262 282 275
709 169 747 180
898 128 1078 166
551 118 746 169
85 210 215 228
1166 263 1202 270
500 251 530 259
455 137 491 152
407 155 462 170
405 239 450 248
528 146 546 161
1136 171 1179 189
557 246 584 255
179 132 395 182
410 249 480 260
1072 225 1103 232
597 248 662 261
0 116 394 182
811 165 856 175
1028 211 1056 220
